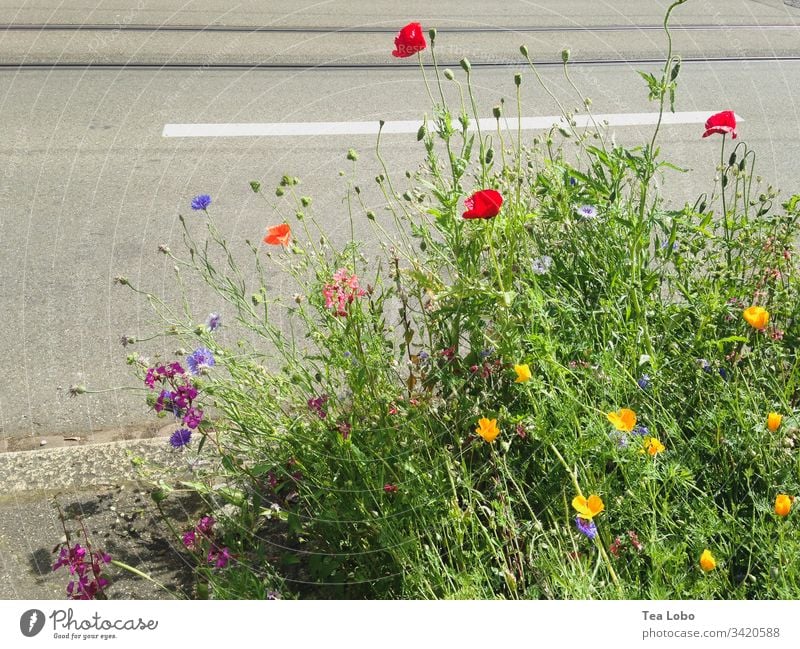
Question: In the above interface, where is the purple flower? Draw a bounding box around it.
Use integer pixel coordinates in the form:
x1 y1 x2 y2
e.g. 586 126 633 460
170 428 192 448
637 374 651 390
182 407 203 429
187 347 215 375
191 194 211 211
307 394 328 419
154 389 174 414
208 546 232 569
197 516 215 535
206 313 222 332
182 530 197 549
574 516 597 540
266 590 281 600
632 425 649 437
576 204 598 220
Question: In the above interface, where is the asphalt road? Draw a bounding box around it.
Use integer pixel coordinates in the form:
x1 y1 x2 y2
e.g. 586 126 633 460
2 0 800 443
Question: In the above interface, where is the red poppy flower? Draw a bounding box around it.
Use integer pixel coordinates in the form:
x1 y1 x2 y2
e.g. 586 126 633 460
264 223 291 246
392 22 427 58
462 189 503 220
702 111 737 139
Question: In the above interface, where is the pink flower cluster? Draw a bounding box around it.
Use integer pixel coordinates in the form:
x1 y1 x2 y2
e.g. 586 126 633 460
52 543 111 600
323 268 366 317
182 516 233 569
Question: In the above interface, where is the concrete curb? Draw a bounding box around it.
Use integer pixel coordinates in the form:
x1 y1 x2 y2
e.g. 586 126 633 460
0 437 186 495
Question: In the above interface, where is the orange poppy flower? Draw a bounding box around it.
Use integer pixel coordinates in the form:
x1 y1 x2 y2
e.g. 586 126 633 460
572 494 605 520
475 417 500 443
699 549 716 572
767 412 782 432
743 306 769 330
264 223 292 247
607 408 636 432
775 494 792 517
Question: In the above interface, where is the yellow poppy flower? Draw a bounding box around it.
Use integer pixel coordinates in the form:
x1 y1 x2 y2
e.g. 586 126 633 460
767 412 782 432
699 549 716 572
642 436 666 456
743 306 769 330
513 364 532 383
607 408 636 432
572 494 605 520
775 494 792 517
475 417 500 443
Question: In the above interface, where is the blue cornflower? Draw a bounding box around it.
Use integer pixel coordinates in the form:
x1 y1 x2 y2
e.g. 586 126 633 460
170 428 192 448
576 204 598 220
574 516 597 540
206 313 222 332
637 374 651 390
696 358 712 373
191 194 211 211
480 347 495 359
187 347 215 375
632 425 649 437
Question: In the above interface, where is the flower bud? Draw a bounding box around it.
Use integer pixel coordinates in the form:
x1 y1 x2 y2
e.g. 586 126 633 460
519 44 529 57
249 180 261 193
428 28 437 42
493 105 502 119
514 73 522 86
561 49 570 63
276 187 284 197
301 196 312 207
346 148 359 161
443 68 455 81
460 58 471 73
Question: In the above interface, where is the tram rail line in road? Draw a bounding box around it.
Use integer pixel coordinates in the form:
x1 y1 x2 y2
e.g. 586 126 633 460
2 55 800 71
0 22 799 34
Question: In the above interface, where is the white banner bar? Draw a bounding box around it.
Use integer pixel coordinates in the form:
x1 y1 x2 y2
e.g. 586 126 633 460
1 599 796 648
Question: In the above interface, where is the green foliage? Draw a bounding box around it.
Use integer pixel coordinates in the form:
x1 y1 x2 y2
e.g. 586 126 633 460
126 8 800 600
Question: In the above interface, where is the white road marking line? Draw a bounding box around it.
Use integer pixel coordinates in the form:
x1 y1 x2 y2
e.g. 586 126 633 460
162 111 741 138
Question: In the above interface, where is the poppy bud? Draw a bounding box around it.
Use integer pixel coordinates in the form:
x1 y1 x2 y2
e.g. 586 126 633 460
519 45 529 57
366 211 375 221
301 196 311 207
347 149 359 161
492 105 502 119
249 180 261 193
561 49 570 62
428 28 436 42
276 187 285 197
460 58 471 73
443 68 455 81
514 73 522 86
